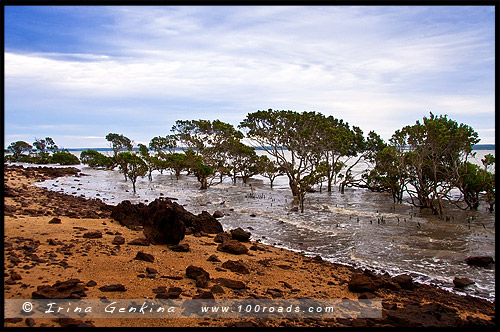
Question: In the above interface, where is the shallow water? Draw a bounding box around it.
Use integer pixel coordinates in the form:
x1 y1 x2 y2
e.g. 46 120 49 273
30 150 495 302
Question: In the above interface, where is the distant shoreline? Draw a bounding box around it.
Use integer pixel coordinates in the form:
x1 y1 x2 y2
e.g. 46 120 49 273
58 144 495 152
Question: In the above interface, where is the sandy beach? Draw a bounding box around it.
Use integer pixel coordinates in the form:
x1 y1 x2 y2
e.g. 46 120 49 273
3 165 495 328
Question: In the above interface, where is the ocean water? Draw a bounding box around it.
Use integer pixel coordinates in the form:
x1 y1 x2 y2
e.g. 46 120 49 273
28 149 495 302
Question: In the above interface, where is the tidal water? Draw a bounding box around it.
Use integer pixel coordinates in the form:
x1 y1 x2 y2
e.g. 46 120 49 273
31 150 495 301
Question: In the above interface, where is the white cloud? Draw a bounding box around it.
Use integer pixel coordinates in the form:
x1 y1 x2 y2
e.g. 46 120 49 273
4 6 494 147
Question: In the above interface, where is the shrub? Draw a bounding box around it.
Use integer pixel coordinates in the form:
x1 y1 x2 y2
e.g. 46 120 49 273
51 151 81 165
80 149 113 168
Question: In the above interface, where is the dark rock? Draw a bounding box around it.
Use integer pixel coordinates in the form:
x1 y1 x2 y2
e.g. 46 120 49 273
186 266 210 287
58 318 95 327
169 243 190 252
391 274 414 290
214 232 232 243
193 291 215 299
230 227 251 242
25 318 36 327
358 292 377 299
226 321 259 327
348 273 382 293
191 211 223 234
214 278 246 289
10 272 22 280
142 199 186 245
312 255 323 263
110 200 146 229
86 280 97 287
83 231 102 239
196 275 209 288
128 238 150 246
207 254 221 262
465 256 494 267
217 240 248 255
47 238 62 246
453 277 475 288
32 279 87 299
49 217 62 224
266 288 283 298
384 302 462 327
5 318 23 324
156 287 183 299
98 284 127 292
211 284 225 294
463 315 495 327
152 286 167 294
111 236 125 245
146 267 158 275
134 251 155 263
213 210 224 218
221 260 250 274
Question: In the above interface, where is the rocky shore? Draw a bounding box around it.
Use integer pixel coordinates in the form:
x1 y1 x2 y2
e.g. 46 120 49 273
3 165 495 327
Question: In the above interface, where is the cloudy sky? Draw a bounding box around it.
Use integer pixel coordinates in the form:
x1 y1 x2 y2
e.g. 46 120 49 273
4 6 495 148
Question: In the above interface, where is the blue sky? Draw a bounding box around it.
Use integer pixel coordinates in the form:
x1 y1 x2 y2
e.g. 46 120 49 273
4 6 495 148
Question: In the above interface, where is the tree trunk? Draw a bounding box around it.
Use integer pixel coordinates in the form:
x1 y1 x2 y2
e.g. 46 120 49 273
200 176 208 190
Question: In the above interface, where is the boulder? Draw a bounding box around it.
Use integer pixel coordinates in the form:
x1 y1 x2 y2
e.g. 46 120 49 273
111 236 125 245
142 199 186 245
111 198 224 244
207 254 221 262
465 256 494 267
110 200 146 229
214 232 232 243
128 238 150 246
221 260 250 274
83 231 102 239
217 240 249 255
186 265 210 288
98 284 127 292
58 318 95 328
191 211 223 234
32 279 87 299
169 243 190 252
348 273 382 293
230 227 251 242
186 266 210 280
156 287 183 299
49 217 62 224
134 251 155 263
193 291 215 299
213 210 224 218
214 278 246 289
453 277 475 288
211 284 225 294
391 274 414 290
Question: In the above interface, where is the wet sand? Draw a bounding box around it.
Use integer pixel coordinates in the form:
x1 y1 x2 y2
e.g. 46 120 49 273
3 165 495 327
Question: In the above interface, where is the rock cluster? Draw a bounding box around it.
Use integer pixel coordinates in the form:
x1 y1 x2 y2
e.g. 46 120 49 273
111 198 223 245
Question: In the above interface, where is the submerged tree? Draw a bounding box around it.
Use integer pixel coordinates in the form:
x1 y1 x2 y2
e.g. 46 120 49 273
172 119 243 189
240 109 326 210
395 113 480 216
116 152 147 193
260 155 285 188
106 133 133 165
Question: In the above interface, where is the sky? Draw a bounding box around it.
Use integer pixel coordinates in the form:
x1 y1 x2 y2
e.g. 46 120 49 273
4 5 495 148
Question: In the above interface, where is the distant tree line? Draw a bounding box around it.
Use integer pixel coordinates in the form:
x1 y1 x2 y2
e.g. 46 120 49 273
5 110 495 215
5 137 80 165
